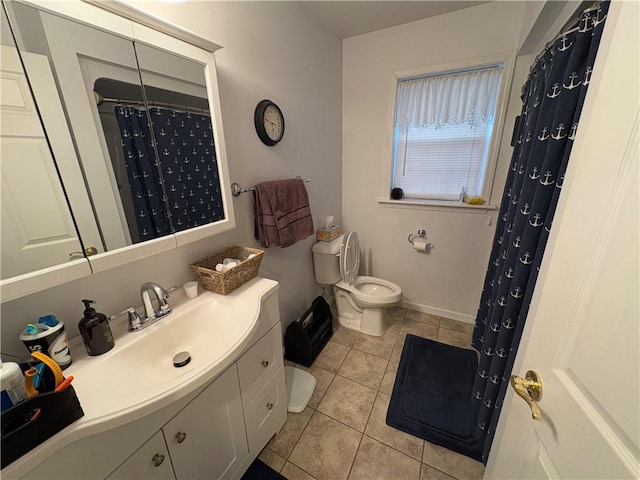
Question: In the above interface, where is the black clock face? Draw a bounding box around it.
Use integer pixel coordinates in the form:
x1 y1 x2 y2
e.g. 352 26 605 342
255 100 284 146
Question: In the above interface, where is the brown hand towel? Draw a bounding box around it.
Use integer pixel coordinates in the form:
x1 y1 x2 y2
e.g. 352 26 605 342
254 178 314 248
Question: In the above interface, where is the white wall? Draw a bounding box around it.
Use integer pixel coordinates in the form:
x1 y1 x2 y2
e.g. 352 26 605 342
0 1 342 356
342 2 533 322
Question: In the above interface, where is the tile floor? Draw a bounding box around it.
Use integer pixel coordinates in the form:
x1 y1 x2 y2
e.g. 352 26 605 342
259 307 485 480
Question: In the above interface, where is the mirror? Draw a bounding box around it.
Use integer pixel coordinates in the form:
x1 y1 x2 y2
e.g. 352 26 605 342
0 7 89 280
2 0 234 290
113 43 225 241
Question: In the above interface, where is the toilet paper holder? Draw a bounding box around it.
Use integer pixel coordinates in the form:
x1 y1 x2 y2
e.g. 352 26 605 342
408 229 432 248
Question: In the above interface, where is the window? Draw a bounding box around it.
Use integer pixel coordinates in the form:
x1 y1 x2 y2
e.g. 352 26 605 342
391 65 503 201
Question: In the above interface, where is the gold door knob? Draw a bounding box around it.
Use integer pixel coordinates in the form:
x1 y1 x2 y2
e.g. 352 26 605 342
509 370 543 421
69 246 98 257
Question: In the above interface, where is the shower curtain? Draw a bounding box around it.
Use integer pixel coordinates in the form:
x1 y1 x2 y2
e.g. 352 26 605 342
115 106 224 241
470 1 609 462
115 105 170 240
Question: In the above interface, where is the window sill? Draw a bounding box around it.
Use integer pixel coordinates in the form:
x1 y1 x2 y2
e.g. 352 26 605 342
378 197 498 213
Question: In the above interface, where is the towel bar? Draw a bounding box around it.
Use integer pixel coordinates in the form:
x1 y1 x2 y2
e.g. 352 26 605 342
231 178 310 196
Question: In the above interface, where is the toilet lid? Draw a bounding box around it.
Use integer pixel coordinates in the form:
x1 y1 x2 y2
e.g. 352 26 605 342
340 231 360 285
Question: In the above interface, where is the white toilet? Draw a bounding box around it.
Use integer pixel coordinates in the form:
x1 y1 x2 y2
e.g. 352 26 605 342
312 232 402 336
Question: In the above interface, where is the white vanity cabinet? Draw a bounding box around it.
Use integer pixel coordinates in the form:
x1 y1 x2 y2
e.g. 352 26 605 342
109 366 248 480
106 293 286 480
7 281 286 480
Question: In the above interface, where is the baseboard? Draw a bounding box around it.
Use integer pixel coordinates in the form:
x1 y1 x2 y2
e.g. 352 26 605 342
400 301 475 325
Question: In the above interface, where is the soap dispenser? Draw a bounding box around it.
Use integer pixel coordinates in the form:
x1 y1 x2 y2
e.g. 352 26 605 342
78 299 114 356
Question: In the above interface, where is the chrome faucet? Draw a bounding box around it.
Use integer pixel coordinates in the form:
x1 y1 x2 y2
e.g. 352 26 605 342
140 282 172 321
109 283 175 332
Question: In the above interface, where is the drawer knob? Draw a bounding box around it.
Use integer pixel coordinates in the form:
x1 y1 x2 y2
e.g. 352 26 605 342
261 360 270 368
266 402 274 410
175 431 187 444
152 454 165 467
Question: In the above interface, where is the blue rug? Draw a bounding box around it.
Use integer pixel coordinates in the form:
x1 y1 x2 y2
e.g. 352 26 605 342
241 459 286 480
386 334 483 461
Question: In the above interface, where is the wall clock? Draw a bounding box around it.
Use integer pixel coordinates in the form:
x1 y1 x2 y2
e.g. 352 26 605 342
254 99 285 146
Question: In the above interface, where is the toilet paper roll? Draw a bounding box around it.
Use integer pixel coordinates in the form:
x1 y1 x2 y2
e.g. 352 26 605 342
412 239 429 252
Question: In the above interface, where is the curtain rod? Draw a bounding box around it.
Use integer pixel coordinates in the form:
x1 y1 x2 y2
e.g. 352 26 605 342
534 0 603 66
93 91 209 115
559 1 601 34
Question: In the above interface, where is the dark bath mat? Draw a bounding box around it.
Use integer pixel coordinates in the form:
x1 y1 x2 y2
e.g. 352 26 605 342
386 334 483 461
241 458 287 480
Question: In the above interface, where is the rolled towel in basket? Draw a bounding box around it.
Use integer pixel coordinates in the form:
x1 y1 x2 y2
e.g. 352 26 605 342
254 178 314 248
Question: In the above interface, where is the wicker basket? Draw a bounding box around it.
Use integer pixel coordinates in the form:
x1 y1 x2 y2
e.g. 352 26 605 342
191 246 264 295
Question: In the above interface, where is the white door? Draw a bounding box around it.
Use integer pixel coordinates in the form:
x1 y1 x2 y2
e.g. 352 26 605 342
486 2 639 479
39 11 138 250
0 45 84 278
20 50 104 256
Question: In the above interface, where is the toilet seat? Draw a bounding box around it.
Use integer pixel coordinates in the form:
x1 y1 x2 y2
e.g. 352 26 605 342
337 233 401 308
336 277 402 307
339 231 360 285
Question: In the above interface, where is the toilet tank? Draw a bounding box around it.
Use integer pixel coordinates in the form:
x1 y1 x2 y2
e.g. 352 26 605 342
311 235 343 285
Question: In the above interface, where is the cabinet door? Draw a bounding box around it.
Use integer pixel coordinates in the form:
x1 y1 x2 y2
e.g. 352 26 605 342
107 431 175 480
164 365 248 480
244 366 287 456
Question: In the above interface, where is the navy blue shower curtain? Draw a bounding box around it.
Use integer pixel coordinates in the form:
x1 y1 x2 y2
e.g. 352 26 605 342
471 1 609 462
115 106 224 241
115 105 170 240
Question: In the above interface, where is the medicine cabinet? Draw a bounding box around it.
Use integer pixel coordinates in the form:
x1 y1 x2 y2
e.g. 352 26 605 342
1 0 235 302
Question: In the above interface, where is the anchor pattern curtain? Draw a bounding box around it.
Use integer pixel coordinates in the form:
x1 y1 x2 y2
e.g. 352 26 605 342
115 106 224 241
470 1 609 462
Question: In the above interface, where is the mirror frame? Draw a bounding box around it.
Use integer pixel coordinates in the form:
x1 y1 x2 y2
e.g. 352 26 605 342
1 0 235 300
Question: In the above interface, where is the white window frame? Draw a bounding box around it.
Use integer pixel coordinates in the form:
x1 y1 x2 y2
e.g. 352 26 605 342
380 52 516 212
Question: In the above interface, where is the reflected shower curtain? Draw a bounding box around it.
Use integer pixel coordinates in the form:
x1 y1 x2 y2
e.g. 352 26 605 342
115 105 170 240
115 106 224 241
470 1 609 461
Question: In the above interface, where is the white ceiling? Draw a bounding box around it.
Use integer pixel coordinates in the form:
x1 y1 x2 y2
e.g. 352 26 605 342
303 1 491 38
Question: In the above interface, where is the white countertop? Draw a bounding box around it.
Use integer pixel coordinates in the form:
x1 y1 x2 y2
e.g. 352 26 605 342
2 277 278 479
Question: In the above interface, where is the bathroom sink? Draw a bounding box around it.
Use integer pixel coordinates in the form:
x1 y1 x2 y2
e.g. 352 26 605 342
97 296 250 392
0 278 279 480
64 278 275 419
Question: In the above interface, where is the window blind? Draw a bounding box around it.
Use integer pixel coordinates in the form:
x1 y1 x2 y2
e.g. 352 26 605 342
392 65 502 200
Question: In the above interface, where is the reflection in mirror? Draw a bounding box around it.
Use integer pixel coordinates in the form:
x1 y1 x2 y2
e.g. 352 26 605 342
94 79 156 245
4 1 147 252
0 7 85 279
6 1 227 255
134 43 225 236
3 0 233 289
93 42 224 243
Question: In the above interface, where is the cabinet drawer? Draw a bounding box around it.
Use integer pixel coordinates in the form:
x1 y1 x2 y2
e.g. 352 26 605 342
243 366 287 456
237 323 283 407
